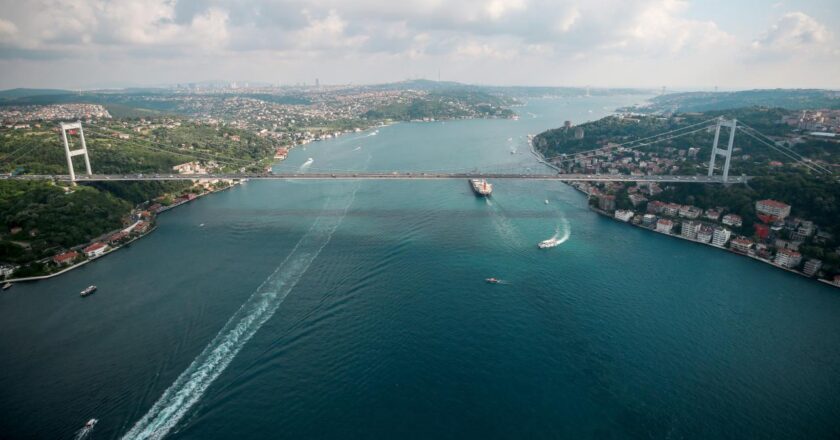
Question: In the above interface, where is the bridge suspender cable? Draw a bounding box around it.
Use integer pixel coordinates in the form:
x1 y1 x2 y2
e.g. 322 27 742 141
85 126 253 165
546 126 713 165
541 117 719 162
85 125 258 167
736 123 832 175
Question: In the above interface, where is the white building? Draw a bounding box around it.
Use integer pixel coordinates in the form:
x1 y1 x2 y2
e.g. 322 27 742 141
681 220 700 240
722 214 743 228
803 259 822 277
756 199 791 220
614 210 634 222
83 242 108 258
774 248 802 269
712 228 731 247
656 219 674 234
696 226 713 243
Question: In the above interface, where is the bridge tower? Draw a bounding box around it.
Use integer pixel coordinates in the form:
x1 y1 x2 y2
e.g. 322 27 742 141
59 121 92 183
707 118 737 183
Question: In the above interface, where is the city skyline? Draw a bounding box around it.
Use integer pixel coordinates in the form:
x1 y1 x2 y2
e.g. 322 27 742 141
1 0 839 90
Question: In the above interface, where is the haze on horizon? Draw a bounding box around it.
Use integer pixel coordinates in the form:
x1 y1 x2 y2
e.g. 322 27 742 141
0 0 839 91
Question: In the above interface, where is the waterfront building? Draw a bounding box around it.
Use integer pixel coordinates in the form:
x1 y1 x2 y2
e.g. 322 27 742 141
0 264 18 278
642 214 657 227
696 226 714 243
803 259 823 277
774 248 802 269
712 227 731 247
83 242 108 258
722 214 743 228
52 251 80 266
730 237 753 254
663 203 680 217
656 219 674 234
756 199 791 221
614 210 634 222
598 195 616 212
681 220 700 240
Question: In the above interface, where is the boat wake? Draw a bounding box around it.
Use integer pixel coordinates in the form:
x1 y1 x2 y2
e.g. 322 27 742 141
485 198 526 247
299 158 314 171
120 186 361 440
539 217 571 249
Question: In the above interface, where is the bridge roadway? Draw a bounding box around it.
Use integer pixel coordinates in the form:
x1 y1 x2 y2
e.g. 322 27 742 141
3 172 749 183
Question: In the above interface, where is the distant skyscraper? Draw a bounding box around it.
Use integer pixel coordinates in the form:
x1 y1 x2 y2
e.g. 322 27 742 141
315 78 320 88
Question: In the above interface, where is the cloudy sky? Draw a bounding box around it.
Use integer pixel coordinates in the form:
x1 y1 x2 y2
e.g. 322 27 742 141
0 0 838 90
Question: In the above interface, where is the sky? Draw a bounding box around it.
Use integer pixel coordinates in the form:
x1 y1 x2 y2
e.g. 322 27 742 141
0 0 839 90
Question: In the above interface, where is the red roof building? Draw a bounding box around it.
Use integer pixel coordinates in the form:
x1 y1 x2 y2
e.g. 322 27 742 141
53 250 80 266
83 242 108 258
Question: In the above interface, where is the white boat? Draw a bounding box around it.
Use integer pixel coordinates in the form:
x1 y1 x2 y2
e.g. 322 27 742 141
80 285 97 297
2 282 11 291
544 199 549 204
538 238 561 249
85 418 98 429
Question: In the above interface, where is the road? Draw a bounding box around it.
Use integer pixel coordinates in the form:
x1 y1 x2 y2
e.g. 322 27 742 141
2 173 750 183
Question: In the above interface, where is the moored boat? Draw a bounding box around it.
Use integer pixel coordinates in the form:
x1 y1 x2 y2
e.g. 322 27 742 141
2 282 11 291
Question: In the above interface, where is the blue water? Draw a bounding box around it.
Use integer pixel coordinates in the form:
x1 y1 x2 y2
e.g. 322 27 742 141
1 96 839 439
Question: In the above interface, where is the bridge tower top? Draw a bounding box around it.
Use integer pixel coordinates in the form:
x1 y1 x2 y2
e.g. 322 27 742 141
707 117 737 183
59 121 92 184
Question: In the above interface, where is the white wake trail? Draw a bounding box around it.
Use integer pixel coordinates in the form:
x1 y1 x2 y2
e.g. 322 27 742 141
121 187 360 440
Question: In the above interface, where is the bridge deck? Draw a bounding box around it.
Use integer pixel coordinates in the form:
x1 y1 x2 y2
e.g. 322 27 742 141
3 173 749 183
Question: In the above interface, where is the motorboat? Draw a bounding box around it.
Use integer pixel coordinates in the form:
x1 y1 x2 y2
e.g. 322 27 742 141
80 285 97 297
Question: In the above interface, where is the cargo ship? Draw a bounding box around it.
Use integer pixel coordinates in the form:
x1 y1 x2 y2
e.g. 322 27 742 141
469 179 493 197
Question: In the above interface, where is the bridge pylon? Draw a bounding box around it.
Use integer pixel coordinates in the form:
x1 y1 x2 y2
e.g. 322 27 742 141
59 121 92 184
707 117 736 183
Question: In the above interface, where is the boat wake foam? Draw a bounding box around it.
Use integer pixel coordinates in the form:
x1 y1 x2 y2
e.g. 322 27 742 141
299 158 314 171
121 186 360 440
540 217 571 248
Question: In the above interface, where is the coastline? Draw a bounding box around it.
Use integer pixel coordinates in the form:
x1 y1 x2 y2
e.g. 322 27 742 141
529 138 839 290
3 182 238 285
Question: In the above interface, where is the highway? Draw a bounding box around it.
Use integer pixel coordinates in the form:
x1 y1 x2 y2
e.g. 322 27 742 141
2 172 750 183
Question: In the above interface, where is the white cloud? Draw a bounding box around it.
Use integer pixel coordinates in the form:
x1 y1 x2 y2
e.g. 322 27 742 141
752 12 832 52
0 0 838 88
0 18 18 41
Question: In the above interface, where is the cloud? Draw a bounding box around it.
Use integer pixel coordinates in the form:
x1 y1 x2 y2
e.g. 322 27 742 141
0 18 17 41
752 12 832 52
0 1 838 88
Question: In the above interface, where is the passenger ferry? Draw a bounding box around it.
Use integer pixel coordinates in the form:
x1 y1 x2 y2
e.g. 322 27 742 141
80 285 97 297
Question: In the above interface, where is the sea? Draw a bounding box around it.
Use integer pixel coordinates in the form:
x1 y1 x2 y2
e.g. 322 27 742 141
1 96 839 439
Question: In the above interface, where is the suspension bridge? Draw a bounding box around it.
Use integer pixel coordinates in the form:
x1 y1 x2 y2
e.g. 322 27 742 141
0 117 831 184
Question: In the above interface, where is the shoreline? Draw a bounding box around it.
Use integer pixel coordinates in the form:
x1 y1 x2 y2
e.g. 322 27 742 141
588 205 838 289
528 138 838 290
3 183 238 284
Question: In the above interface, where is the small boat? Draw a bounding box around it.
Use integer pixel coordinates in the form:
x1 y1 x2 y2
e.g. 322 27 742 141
80 285 97 297
544 199 549 204
538 238 560 249
485 278 501 284
85 418 98 429
2 282 11 291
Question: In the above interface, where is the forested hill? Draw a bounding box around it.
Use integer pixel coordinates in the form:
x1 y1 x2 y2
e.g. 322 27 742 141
633 89 840 113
